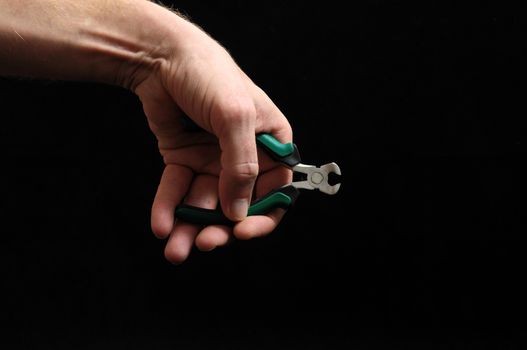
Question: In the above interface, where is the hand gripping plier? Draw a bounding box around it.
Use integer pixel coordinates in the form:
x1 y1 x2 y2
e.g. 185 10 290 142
175 133 341 226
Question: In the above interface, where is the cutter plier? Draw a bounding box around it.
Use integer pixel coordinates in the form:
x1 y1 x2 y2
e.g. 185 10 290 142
175 133 341 226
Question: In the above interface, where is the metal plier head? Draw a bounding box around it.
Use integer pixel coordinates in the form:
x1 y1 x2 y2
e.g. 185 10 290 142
292 162 341 195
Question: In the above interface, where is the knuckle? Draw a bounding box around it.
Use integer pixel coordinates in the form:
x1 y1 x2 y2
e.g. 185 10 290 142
215 97 256 124
229 161 259 181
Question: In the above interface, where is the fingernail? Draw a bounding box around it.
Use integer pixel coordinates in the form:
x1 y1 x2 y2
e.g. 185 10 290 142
231 199 249 221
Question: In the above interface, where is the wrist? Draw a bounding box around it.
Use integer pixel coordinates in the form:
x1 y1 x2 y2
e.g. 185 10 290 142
100 0 190 90
79 0 187 89
0 0 189 88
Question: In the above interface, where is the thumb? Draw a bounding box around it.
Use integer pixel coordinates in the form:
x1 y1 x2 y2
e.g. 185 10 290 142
215 103 258 222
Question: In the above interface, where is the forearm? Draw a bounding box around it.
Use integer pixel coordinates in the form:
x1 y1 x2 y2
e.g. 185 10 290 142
0 0 186 87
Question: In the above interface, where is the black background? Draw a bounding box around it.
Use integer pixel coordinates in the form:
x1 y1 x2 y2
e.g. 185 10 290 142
1 1 526 348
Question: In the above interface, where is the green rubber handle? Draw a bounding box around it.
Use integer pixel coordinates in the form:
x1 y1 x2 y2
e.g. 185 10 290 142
256 133 301 168
175 185 300 226
256 134 295 157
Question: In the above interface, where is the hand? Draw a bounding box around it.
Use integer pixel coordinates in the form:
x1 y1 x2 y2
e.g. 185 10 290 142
0 0 292 264
133 15 292 264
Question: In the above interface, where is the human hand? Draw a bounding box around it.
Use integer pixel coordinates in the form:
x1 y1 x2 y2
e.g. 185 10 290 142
0 0 292 264
133 12 293 264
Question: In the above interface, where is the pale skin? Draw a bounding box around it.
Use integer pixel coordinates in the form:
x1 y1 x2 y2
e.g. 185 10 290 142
0 0 292 264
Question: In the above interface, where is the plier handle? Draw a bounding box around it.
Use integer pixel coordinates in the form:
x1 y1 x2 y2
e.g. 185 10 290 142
175 133 341 226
